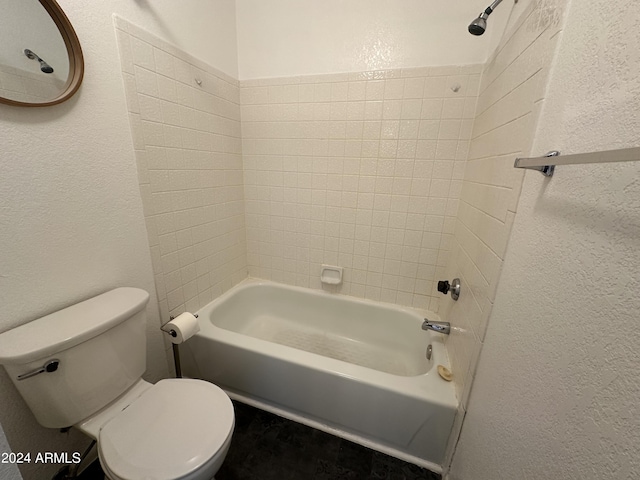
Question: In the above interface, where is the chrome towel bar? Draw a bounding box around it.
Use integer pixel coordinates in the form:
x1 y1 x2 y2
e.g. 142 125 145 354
514 146 640 177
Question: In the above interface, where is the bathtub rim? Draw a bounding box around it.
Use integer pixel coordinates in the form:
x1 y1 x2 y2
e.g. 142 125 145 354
194 277 458 409
211 276 445 322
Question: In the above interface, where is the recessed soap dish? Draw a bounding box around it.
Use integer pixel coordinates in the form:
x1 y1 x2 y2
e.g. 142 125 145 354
321 265 343 285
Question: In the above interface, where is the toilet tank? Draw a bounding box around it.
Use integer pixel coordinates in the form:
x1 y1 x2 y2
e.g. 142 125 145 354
0 288 149 428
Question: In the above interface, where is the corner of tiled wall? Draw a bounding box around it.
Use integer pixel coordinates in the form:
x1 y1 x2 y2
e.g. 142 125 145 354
113 16 248 360
440 0 566 472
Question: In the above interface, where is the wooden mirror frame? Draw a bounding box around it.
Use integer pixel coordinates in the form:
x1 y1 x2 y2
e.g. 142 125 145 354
0 0 84 107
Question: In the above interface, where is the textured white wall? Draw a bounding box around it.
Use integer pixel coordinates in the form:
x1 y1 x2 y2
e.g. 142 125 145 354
235 0 515 80
0 426 22 480
450 0 640 478
0 2 238 479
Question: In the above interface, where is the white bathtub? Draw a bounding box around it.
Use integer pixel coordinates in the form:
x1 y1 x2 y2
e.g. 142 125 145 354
180 279 457 471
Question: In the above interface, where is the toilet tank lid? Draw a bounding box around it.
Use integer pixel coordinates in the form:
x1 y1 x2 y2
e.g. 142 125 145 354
0 288 149 365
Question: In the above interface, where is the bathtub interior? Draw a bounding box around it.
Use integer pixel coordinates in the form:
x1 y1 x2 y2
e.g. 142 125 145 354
206 282 434 377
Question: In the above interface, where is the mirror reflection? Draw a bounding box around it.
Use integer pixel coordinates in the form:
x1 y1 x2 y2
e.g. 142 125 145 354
0 0 71 104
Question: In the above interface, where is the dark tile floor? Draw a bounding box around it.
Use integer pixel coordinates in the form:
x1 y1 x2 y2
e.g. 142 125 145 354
218 401 440 480
77 400 441 480
76 460 104 479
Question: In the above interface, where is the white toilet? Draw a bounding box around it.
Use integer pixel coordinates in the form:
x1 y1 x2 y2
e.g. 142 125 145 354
0 287 235 480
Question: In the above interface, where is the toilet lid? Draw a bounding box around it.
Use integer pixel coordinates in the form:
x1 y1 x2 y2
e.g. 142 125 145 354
98 379 234 480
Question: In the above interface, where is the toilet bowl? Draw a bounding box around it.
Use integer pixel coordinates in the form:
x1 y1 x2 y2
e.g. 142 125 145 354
0 288 235 480
79 378 234 480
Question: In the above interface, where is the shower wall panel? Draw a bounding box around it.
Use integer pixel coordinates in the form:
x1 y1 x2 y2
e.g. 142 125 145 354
115 18 248 326
240 66 482 311
441 0 565 416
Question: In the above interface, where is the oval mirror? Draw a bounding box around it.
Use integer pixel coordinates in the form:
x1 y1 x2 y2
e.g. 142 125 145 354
0 0 84 107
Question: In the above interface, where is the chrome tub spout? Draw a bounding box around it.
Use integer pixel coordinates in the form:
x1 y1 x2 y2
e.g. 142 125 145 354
422 319 450 335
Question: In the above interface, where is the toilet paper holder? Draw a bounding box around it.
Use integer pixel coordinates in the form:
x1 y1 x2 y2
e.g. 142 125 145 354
163 313 199 378
166 313 198 338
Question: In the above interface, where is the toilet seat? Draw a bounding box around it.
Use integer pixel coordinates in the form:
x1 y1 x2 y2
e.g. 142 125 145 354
97 378 234 480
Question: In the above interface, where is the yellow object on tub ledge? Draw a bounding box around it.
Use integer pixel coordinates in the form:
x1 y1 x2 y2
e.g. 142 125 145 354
438 365 453 382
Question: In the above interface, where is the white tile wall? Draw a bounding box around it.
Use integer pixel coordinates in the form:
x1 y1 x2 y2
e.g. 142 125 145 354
0 64 66 103
114 18 248 331
440 0 564 431
240 66 482 311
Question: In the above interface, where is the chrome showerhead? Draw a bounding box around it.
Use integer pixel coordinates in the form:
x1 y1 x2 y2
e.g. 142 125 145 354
24 49 54 74
468 14 488 36
39 62 54 74
468 0 505 36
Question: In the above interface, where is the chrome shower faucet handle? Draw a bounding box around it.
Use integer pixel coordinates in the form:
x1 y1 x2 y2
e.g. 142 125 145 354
437 278 461 301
